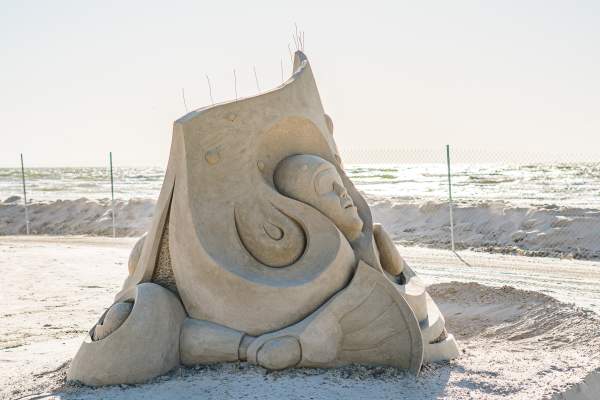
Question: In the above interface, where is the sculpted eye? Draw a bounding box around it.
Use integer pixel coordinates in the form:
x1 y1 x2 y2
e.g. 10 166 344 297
314 169 336 195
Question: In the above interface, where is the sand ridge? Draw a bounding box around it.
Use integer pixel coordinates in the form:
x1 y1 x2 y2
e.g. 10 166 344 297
3 195 600 260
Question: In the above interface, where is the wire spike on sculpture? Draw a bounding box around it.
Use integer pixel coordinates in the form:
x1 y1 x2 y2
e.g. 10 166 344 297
292 24 305 52
253 65 261 93
206 75 215 105
294 24 299 50
181 88 189 112
233 69 238 100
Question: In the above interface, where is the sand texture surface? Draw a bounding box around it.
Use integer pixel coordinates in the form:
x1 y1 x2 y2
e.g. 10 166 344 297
1 236 599 399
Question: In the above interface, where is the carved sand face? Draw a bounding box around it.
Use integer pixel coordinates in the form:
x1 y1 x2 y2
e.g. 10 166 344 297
275 155 364 241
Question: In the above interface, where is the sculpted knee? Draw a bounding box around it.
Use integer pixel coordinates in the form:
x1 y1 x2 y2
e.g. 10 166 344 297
68 283 186 386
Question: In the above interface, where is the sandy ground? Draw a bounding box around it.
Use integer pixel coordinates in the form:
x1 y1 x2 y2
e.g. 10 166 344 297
2 236 600 400
403 246 600 314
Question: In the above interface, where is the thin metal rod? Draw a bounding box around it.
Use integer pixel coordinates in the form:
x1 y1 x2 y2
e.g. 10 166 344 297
20 153 30 235
446 144 455 252
110 152 116 238
181 88 188 112
233 69 238 100
253 65 261 93
206 75 214 105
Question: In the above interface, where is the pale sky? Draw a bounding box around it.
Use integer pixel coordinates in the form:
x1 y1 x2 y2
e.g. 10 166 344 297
1 1 599 166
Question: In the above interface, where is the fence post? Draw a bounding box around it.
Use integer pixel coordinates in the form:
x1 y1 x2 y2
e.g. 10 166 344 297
20 153 30 235
446 145 455 252
109 152 116 238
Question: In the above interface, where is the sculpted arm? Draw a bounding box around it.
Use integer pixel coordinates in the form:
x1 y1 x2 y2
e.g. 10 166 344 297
373 223 408 277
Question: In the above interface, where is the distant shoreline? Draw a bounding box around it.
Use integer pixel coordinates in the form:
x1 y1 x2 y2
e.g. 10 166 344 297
2 162 600 209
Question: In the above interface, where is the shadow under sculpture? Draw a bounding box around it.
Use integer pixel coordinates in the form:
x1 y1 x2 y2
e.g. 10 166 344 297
67 51 459 386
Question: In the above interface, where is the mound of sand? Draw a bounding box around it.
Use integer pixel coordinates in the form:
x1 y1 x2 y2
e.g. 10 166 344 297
2 196 600 260
368 196 600 260
0 198 154 237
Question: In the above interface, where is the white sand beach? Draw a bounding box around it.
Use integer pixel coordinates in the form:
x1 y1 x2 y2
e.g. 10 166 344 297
2 236 600 400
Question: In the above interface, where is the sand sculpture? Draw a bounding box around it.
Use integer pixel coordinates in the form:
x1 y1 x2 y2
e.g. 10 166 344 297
68 51 459 386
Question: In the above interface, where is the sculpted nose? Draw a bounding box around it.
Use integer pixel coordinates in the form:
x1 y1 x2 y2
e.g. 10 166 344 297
333 182 353 209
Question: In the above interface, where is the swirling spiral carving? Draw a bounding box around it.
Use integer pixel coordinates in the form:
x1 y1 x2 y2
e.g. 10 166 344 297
234 202 306 268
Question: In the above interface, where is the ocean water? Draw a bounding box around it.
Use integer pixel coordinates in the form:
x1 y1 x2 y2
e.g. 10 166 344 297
1 163 599 209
